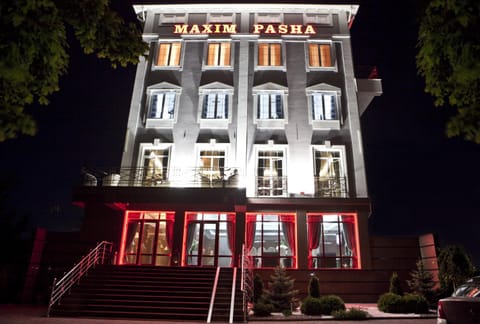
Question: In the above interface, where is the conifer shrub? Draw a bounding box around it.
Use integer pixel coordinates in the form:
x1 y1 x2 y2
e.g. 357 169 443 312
402 293 429 314
332 307 369 320
377 292 405 313
300 296 323 315
389 272 403 295
252 300 274 316
318 295 346 315
308 275 321 298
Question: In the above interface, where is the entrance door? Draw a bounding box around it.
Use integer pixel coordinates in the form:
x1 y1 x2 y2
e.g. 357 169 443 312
121 211 174 266
184 212 235 267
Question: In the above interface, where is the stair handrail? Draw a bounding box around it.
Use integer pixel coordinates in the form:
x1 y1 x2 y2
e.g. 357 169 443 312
240 244 254 322
207 266 221 323
229 267 237 324
47 241 113 317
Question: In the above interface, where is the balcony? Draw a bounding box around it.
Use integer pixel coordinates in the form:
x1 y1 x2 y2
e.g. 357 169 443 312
82 168 348 198
82 167 240 188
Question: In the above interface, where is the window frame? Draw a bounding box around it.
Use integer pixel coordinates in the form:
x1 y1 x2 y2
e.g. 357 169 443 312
153 40 184 70
203 40 233 70
145 82 181 128
306 213 360 269
303 13 333 26
311 145 348 198
158 13 187 25
196 143 229 186
306 83 342 129
255 41 286 71
254 144 288 197
245 212 297 269
137 142 173 186
198 82 233 129
207 13 234 24
255 13 284 24
253 83 288 129
306 41 336 71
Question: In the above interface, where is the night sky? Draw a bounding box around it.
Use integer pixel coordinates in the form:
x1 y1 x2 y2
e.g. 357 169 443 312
1 0 479 265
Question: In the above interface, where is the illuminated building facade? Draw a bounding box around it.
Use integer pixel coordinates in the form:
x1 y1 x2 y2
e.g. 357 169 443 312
75 3 383 280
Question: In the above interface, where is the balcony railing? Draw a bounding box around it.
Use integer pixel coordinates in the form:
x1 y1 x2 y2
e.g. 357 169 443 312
83 167 240 188
314 176 348 198
81 168 348 198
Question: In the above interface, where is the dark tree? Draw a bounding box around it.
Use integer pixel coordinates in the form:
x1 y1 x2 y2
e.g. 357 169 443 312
389 272 403 295
264 267 298 312
0 0 148 141
416 0 480 143
308 275 321 298
407 260 435 297
437 245 475 293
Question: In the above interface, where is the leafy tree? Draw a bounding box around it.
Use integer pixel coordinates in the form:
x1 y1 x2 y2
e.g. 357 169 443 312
407 260 435 297
437 245 475 294
389 272 403 295
0 0 148 141
264 267 298 312
416 0 480 143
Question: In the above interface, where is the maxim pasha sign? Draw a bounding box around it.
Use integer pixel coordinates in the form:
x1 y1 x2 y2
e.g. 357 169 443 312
173 24 316 35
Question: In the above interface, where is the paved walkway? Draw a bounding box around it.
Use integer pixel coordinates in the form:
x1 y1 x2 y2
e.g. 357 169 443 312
0 304 437 324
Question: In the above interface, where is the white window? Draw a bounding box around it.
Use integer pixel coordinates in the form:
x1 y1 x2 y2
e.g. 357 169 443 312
313 145 348 198
149 92 176 120
154 41 183 68
255 148 287 197
159 13 186 25
256 13 283 23
258 94 283 119
303 13 332 25
145 82 181 128
138 143 172 186
306 84 341 129
205 42 232 68
202 93 228 119
198 82 233 129
208 13 234 23
253 83 288 129
312 93 337 121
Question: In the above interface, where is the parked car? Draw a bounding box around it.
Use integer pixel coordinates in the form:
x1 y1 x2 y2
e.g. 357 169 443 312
437 276 480 324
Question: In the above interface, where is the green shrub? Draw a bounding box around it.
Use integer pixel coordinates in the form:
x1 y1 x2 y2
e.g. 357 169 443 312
377 292 405 313
308 275 321 298
301 296 322 315
252 301 274 316
402 294 429 314
318 295 346 315
282 308 292 317
332 307 369 320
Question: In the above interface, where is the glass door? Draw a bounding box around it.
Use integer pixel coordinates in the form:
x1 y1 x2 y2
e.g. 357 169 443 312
184 212 235 267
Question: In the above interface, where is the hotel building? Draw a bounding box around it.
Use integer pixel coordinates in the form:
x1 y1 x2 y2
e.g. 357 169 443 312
42 3 437 310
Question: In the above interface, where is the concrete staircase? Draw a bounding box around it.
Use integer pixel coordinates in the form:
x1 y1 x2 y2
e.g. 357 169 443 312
49 265 244 321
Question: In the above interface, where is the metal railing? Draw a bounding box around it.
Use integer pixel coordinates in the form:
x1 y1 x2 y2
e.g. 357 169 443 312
207 267 221 323
82 167 240 188
314 176 348 198
47 241 113 316
82 167 349 198
255 176 288 197
240 244 254 322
